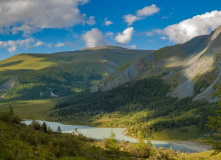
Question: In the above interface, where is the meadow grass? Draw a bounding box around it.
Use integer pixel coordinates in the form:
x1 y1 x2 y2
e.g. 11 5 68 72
0 99 57 120
177 151 221 160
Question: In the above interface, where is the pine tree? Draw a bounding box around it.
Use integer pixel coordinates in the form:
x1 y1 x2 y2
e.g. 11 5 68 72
207 109 221 154
57 126 62 133
42 122 47 133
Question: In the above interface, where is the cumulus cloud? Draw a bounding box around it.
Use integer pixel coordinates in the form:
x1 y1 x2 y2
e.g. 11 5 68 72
0 0 90 34
82 28 110 48
123 14 143 26
160 10 221 43
104 18 113 26
34 41 45 47
115 27 134 44
123 4 159 26
105 31 114 38
56 42 65 47
136 4 160 17
84 16 96 26
130 45 136 49
0 38 47 53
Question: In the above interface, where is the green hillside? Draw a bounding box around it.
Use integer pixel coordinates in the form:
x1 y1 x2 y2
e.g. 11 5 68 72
1 109 221 160
0 46 153 100
49 77 219 140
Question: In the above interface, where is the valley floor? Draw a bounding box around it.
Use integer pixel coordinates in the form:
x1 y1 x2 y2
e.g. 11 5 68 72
1 100 220 159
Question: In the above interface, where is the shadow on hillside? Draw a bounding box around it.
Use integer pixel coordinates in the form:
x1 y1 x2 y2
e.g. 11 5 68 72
0 60 24 67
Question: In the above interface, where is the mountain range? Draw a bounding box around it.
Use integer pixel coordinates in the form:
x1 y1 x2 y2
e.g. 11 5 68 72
92 26 221 103
1 26 221 140
0 46 152 100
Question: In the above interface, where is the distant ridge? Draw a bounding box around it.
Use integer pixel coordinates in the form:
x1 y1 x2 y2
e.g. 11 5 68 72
0 46 153 100
93 26 221 102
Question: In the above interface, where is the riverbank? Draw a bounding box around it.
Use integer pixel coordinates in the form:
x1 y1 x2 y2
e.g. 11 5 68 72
23 119 211 153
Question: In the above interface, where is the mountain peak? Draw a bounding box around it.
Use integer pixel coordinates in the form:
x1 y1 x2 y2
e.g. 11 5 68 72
210 25 221 41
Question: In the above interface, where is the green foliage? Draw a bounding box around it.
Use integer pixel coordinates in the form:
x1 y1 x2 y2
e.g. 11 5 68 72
0 111 127 159
207 108 221 154
0 106 22 124
104 130 119 152
1 110 220 159
135 139 152 158
50 77 219 140
206 87 221 154
31 119 41 130
57 126 62 133
42 122 48 133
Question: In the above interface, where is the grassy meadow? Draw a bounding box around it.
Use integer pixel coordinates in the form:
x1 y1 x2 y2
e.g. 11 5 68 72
0 99 57 120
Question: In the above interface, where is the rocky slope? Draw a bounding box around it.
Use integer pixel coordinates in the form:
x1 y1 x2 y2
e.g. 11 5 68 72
92 26 221 102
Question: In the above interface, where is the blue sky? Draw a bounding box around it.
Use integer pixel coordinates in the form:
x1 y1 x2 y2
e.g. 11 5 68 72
0 0 221 60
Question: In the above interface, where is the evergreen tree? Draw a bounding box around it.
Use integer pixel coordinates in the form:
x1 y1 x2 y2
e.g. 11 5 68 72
57 126 62 133
105 130 119 152
42 122 47 133
207 109 221 154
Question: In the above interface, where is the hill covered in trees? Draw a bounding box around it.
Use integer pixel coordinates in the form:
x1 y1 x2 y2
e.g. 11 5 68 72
50 78 220 140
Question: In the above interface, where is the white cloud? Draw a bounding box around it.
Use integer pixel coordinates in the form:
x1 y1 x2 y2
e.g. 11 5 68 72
115 27 134 44
104 18 113 26
136 4 160 17
130 45 136 49
34 41 45 47
160 36 167 40
0 0 90 34
123 4 159 26
85 16 96 26
105 31 114 38
0 38 47 53
145 31 154 36
82 28 110 48
123 14 143 26
56 42 65 47
160 10 221 43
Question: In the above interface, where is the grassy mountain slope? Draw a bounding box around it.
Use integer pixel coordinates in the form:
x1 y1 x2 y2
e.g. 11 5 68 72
50 78 219 140
93 26 221 102
0 46 152 100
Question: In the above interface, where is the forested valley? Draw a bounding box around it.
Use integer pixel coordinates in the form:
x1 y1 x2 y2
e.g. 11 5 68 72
50 78 220 140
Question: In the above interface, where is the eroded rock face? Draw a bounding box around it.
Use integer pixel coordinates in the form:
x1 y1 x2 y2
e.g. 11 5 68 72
0 77 18 94
210 25 221 42
93 26 221 102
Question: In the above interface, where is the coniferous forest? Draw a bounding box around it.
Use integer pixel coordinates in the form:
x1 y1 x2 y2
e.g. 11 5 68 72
50 78 220 140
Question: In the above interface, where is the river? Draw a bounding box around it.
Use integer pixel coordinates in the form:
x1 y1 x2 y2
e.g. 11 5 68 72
23 120 210 153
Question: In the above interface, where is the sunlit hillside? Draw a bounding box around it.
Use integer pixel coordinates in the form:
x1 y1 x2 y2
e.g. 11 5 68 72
0 46 153 100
